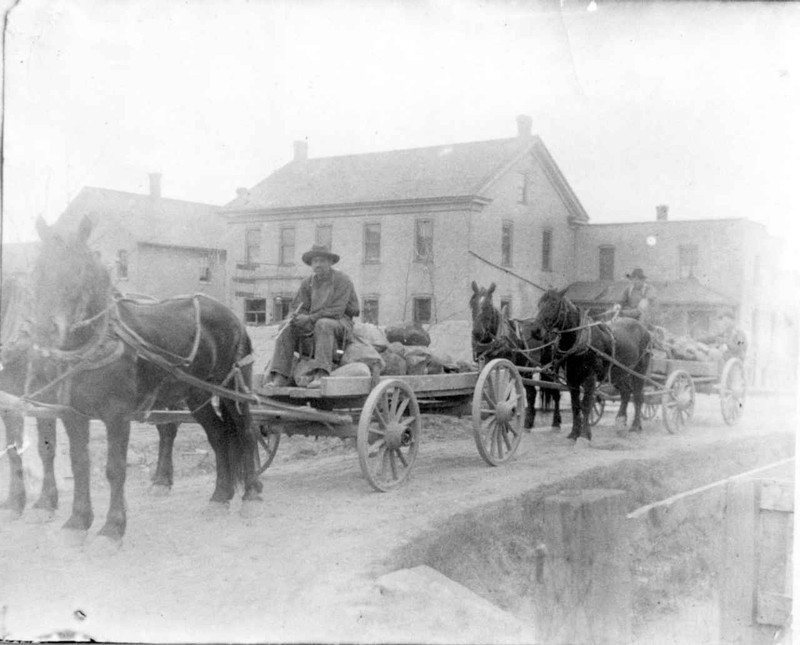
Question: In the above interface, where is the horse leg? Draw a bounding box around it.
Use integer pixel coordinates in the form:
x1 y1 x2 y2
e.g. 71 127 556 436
579 376 597 441
218 398 263 512
96 416 131 543
32 418 59 515
567 385 582 441
551 385 562 431
150 422 178 495
192 403 236 507
1 412 26 516
62 416 94 539
524 384 536 429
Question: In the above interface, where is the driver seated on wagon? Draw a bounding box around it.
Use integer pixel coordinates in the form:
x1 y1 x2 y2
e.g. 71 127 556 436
614 268 655 323
265 244 360 389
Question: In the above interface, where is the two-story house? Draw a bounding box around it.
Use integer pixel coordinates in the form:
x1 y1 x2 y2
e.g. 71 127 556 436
51 174 230 301
221 115 588 330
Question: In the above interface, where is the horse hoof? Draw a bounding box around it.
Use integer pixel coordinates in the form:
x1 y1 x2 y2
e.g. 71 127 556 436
90 535 122 555
62 529 89 548
26 508 56 524
616 426 629 438
148 484 172 498
550 425 562 434
203 501 230 518
239 499 264 520
574 437 592 450
0 507 23 523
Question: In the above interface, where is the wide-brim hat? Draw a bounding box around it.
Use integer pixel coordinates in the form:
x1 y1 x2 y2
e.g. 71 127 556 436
626 268 647 280
302 244 340 266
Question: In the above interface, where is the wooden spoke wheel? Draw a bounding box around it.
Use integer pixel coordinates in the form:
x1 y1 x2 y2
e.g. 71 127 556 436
256 426 281 474
472 359 524 466
641 398 658 421
661 370 696 434
357 379 421 492
587 393 606 426
719 358 746 426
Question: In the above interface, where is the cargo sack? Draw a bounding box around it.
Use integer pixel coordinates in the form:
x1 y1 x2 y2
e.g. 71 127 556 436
404 346 432 375
385 323 431 347
292 358 318 387
329 362 371 378
381 349 408 375
341 339 386 373
353 322 389 351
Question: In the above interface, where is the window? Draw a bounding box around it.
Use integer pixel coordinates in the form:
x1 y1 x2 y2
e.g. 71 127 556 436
501 220 513 267
315 224 332 249
415 219 433 262
364 223 381 263
362 296 380 324
272 295 293 322
199 255 211 283
599 246 615 281
517 173 529 204
542 229 553 272
678 244 698 279
279 227 295 265
116 250 129 280
244 228 261 265
500 297 512 318
244 298 267 325
412 296 432 324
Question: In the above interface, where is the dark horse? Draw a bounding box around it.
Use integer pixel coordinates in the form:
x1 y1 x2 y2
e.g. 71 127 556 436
470 281 562 430
26 215 262 544
0 275 58 518
531 288 651 441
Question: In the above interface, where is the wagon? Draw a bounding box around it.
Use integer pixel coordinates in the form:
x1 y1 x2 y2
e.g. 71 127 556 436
145 358 527 492
584 355 747 433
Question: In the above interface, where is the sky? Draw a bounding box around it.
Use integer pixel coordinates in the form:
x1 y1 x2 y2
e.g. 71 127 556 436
2 0 799 257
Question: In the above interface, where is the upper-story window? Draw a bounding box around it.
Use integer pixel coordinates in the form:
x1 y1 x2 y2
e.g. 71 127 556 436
413 296 433 324
279 226 295 265
364 223 381 263
415 219 433 262
244 298 267 325
362 296 380 324
315 224 332 249
199 255 211 283
542 229 553 272
116 250 129 280
244 228 261 265
501 221 513 267
599 245 615 281
679 244 698 279
517 173 529 204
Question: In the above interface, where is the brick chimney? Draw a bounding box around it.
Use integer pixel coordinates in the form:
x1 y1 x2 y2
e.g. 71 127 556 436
149 172 162 199
293 140 308 161
656 204 669 221
516 114 532 138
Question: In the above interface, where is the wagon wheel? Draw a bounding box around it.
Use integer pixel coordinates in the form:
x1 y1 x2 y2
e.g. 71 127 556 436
641 396 659 421
719 358 746 425
661 370 695 434
472 359 524 466
587 393 606 426
357 379 421 492
256 425 281 474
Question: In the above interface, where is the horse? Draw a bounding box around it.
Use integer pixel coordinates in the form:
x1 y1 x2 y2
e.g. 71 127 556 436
530 287 651 442
0 275 59 518
25 215 262 545
470 281 562 430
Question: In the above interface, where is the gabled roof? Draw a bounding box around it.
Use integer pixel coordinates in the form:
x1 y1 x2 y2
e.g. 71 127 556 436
55 187 227 250
566 279 736 307
223 135 589 223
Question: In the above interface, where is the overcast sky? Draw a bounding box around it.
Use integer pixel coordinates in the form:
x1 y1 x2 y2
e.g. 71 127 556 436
2 0 799 257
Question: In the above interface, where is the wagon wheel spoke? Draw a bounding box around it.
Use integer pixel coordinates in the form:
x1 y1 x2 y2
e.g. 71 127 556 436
394 396 410 420
388 450 398 480
472 359 524 466
394 449 408 468
368 437 386 457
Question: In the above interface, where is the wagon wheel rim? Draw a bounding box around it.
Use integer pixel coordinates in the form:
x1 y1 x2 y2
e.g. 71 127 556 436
720 358 746 425
588 393 605 426
472 359 524 465
661 370 695 434
256 426 281 474
357 379 420 492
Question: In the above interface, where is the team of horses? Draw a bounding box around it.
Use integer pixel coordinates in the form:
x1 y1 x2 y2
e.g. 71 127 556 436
0 217 653 546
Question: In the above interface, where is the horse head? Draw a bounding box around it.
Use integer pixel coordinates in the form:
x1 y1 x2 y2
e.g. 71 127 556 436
531 287 576 339
470 281 500 343
32 215 111 351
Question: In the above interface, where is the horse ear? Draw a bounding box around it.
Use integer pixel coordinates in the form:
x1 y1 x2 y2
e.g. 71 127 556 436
471 281 479 294
488 282 496 295
77 215 93 245
558 287 569 298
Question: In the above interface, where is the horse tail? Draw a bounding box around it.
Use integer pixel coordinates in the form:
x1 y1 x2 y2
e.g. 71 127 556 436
218 325 259 491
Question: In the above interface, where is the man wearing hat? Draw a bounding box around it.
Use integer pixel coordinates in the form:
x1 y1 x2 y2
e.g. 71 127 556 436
614 268 655 321
265 244 360 388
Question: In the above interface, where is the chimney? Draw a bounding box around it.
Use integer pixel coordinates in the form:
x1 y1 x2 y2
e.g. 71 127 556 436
293 140 308 161
656 204 669 221
516 114 532 138
236 187 250 200
149 172 162 199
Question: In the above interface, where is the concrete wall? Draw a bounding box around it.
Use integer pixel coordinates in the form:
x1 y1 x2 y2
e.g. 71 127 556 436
137 246 228 301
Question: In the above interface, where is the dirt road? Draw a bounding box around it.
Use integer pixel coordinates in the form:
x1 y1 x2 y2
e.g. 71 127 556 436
0 393 796 643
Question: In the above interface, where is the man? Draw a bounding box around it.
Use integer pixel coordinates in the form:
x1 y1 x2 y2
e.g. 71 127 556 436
614 268 655 322
265 244 360 388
